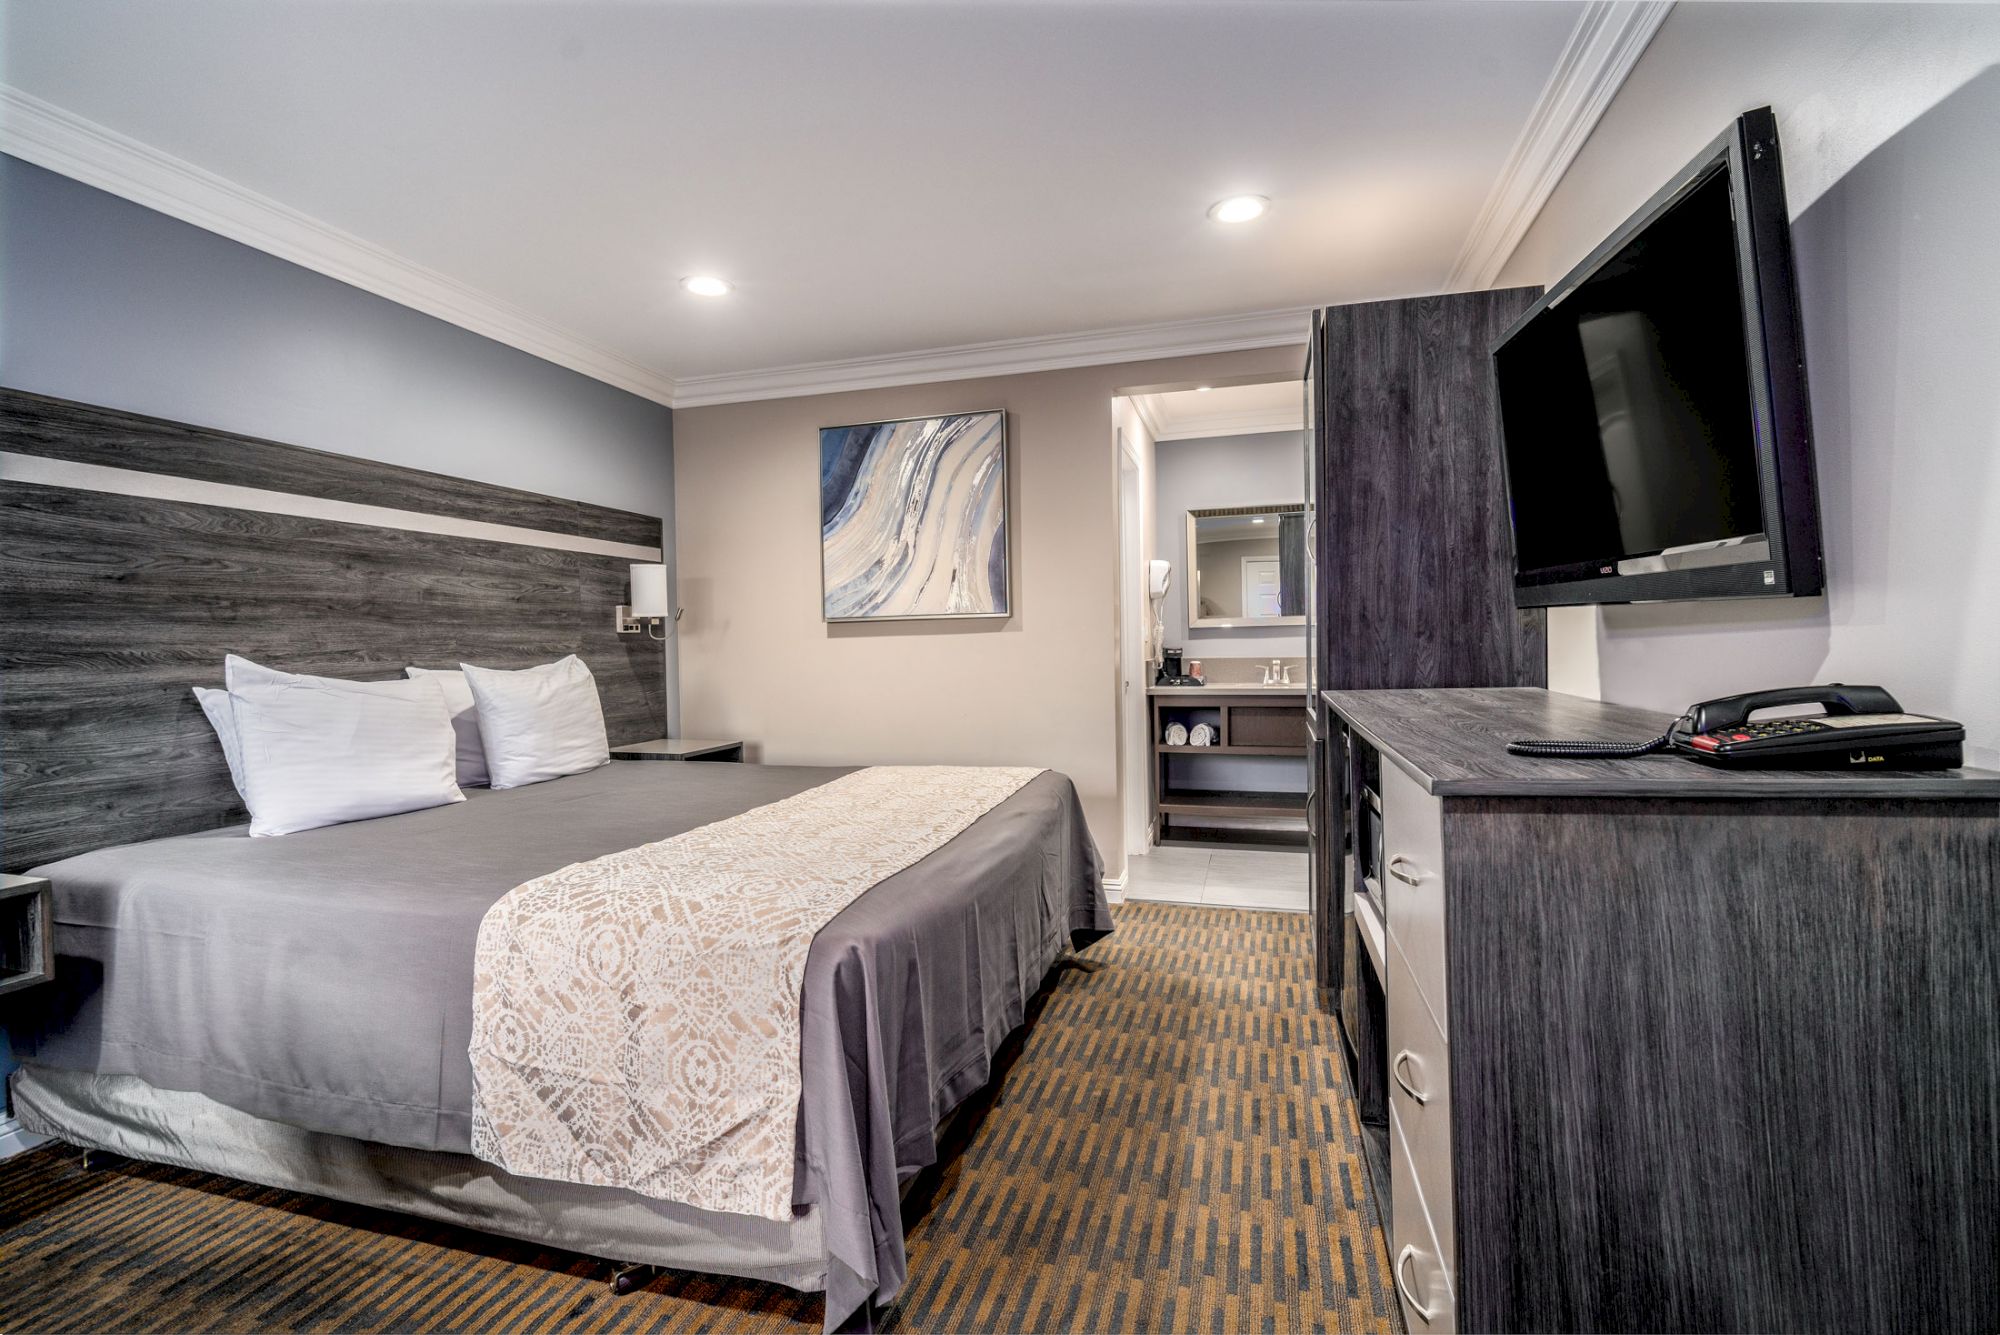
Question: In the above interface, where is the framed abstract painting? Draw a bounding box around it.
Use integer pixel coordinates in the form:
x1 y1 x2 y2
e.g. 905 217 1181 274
819 409 1010 622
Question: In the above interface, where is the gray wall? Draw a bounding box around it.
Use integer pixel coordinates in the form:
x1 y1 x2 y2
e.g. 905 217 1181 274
0 155 678 1114
1 154 678 724
0 156 675 522
1153 429 1307 661
1587 75 2000 768
1498 11 2000 771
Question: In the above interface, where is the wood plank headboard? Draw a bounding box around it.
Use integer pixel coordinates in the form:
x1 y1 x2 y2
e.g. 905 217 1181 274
0 388 669 872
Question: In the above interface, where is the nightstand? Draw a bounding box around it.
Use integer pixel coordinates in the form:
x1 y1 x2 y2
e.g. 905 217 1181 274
0 873 54 997
610 739 745 763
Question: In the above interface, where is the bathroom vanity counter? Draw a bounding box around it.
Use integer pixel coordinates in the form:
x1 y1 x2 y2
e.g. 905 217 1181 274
1147 684 1306 697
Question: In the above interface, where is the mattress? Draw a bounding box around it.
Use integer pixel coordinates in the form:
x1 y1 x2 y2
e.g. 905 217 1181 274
14 1066 831 1292
15 759 1110 1328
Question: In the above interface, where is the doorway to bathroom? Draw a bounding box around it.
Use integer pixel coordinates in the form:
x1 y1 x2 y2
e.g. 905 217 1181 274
1111 378 1311 910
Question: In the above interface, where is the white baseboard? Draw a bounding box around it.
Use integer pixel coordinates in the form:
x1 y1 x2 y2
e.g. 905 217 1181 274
0 1114 50 1160
1102 873 1126 904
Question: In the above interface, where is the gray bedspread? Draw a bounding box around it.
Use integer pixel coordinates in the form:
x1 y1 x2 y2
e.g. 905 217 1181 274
17 760 1110 1328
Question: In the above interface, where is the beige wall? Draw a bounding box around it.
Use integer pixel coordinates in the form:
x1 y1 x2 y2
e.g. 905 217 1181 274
673 347 1303 875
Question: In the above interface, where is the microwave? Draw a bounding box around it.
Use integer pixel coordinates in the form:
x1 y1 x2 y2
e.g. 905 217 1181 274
1358 748 1386 919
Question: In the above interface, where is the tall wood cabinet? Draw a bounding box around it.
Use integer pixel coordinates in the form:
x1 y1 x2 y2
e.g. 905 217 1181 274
1302 288 1547 1012
1300 289 1549 1277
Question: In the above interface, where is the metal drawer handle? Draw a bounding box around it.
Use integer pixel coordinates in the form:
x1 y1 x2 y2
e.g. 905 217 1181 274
1397 1245 1437 1323
1388 855 1424 886
1393 1049 1430 1104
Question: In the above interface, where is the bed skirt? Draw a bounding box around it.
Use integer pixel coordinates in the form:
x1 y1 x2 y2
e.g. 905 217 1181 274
12 1065 828 1293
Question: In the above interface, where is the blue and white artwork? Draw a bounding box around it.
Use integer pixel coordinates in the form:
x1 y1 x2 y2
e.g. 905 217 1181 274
820 410 1010 621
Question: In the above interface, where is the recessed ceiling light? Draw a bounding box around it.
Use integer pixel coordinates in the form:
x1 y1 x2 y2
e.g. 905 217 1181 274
1207 195 1269 224
681 275 732 297
1251 517 1267 524
1196 385 1214 392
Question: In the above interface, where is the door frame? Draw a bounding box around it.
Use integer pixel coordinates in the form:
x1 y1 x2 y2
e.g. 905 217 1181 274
1116 426 1150 868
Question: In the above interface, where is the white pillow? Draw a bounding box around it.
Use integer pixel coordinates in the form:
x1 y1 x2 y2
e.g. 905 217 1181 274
197 656 391 799
224 653 347 692
231 675 463 837
461 655 610 790
192 686 248 798
404 666 491 788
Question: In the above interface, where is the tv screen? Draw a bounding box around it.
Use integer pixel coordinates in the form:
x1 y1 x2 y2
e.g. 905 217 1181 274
1491 107 1822 606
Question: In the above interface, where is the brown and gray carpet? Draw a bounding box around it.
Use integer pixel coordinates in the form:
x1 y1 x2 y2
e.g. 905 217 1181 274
0 902 1395 1332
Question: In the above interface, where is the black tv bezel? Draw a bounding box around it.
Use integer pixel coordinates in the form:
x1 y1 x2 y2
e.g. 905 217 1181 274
1490 106 1824 608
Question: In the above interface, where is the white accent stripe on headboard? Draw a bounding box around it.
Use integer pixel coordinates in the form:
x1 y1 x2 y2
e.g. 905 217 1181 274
0 451 664 563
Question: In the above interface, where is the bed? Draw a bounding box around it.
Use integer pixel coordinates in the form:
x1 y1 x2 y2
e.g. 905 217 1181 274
2 392 1110 1330
12 756 1109 1330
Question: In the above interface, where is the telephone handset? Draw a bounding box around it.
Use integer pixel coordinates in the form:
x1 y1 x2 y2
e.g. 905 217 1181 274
1510 684 1966 770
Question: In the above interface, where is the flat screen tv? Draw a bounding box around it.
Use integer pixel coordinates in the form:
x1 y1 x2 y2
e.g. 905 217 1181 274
1491 106 1822 607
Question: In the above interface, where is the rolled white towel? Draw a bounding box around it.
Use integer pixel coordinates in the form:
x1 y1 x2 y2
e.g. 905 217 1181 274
1164 722 1189 746
1188 723 1218 747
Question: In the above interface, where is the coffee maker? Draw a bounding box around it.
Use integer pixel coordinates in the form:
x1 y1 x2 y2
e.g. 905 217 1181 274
1155 647 1201 687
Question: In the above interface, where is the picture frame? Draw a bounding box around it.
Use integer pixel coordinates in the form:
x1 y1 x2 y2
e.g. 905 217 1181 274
818 409 1011 622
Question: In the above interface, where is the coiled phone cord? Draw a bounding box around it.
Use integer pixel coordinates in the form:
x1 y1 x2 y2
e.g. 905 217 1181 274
1506 732 1673 759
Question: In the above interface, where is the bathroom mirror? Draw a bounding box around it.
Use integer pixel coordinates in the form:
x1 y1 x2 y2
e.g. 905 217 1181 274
1186 503 1307 628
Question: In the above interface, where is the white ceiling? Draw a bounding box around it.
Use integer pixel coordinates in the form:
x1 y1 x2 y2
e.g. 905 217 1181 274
0 1 1639 404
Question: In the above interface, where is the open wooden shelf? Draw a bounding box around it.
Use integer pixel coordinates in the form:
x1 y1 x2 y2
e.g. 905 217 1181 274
1158 789 1308 819
0 875 54 999
1149 689 1311 841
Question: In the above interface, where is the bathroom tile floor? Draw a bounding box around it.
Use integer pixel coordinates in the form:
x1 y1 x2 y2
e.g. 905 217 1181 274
1120 845 1309 912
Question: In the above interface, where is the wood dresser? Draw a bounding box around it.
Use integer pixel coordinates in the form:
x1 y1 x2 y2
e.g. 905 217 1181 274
1320 686 2000 1335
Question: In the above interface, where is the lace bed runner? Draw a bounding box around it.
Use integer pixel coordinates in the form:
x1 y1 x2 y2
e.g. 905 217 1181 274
468 764 1043 1220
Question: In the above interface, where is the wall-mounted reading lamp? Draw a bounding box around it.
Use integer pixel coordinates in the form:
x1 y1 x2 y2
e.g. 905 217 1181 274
616 563 681 640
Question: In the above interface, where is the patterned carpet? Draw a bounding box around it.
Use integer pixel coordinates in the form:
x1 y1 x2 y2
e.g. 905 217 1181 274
0 902 1395 1333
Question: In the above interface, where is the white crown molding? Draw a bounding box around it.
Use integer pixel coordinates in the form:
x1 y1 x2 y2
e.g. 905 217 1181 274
672 308 1312 409
1152 404 1302 441
0 86 1307 413
1127 394 1169 442
1128 388 1301 442
1445 0 1675 291
0 85 678 407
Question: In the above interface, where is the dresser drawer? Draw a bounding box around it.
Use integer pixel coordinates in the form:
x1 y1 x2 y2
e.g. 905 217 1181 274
1387 930 1453 1266
1390 1103 1458 1334
1380 761 1448 1022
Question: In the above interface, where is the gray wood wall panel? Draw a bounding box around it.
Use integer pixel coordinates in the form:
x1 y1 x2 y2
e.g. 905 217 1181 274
1 388 662 550
1446 795 2000 1333
0 395 668 873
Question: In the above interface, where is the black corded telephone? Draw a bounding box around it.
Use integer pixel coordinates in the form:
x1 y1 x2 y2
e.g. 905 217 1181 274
1510 685 1966 769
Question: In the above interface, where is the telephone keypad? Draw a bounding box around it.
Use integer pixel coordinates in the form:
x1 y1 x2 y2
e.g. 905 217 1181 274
1736 720 1831 738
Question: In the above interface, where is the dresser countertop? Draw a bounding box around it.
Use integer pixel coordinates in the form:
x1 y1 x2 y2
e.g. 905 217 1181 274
1322 686 2000 800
